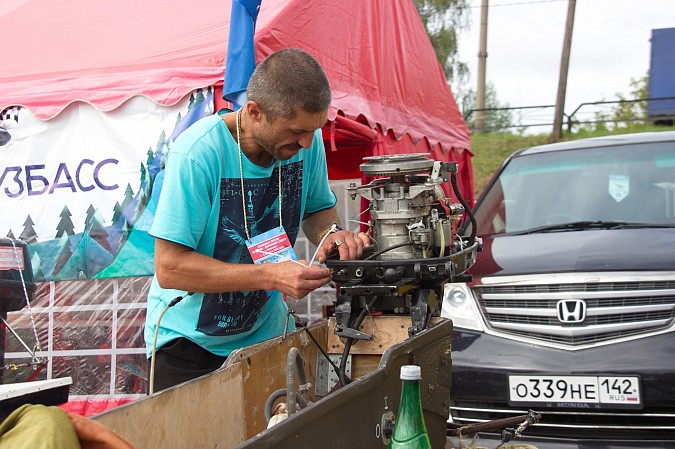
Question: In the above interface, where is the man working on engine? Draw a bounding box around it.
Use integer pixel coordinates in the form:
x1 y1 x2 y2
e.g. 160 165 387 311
145 48 369 391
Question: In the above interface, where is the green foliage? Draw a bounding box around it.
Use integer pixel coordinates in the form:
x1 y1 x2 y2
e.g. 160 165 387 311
412 0 516 133
413 0 470 85
611 75 649 127
576 75 650 134
461 82 515 133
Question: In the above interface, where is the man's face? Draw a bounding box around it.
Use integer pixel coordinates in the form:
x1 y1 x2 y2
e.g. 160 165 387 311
253 108 328 161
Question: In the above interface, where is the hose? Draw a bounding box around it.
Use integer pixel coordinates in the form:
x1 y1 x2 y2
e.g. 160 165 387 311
286 347 308 417
148 292 194 395
451 170 477 247
263 388 309 423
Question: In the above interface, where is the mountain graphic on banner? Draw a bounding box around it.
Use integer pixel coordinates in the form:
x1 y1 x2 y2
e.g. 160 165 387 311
54 234 114 280
30 234 69 280
50 234 75 279
94 174 164 278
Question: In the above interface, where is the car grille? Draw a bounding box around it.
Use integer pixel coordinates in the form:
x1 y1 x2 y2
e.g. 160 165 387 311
449 402 675 440
473 273 675 347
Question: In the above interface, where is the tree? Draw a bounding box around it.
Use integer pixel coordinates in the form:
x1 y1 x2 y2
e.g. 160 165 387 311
579 75 649 133
611 75 648 128
414 1 515 133
413 0 471 86
461 82 515 133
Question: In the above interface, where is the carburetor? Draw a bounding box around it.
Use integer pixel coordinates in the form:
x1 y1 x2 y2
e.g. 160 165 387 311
325 153 479 339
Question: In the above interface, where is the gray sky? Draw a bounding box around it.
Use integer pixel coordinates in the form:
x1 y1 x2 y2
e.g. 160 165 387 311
454 0 675 132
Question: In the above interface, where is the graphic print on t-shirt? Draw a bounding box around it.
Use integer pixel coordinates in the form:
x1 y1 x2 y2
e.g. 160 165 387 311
197 161 303 336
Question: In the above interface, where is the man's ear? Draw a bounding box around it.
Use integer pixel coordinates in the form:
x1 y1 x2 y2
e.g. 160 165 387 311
246 101 264 123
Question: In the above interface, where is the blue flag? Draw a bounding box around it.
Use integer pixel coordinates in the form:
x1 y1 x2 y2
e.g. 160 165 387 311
223 0 262 110
169 90 213 142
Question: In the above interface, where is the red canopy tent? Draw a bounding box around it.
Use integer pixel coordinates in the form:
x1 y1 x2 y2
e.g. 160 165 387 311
0 0 472 199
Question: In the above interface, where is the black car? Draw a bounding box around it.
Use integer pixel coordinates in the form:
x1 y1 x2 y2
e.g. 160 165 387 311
442 131 675 448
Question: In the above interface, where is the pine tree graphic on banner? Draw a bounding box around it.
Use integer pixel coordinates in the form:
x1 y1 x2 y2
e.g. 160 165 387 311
140 163 149 195
146 147 154 167
112 201 122 225
107 201 125 255
19 215 38 243
84 205 96 228
173 112 183 130
120 184 134 222
55 205 75 238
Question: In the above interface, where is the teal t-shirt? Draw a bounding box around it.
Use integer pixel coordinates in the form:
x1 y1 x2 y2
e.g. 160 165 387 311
145 113 336 358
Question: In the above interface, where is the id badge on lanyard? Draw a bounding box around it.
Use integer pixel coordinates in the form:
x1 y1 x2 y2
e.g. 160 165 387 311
245 225 297 264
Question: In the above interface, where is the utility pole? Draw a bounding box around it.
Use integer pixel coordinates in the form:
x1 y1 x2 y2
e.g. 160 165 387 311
474 0 489 134
551 0 576 142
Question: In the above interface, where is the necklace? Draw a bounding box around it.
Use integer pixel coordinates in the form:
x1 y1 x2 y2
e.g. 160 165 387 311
236 108 283 242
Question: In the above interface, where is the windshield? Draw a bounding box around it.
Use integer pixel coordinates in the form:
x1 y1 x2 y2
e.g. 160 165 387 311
472 140 675 236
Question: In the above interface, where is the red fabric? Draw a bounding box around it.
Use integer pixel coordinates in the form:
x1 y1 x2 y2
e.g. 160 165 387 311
60 398 138 418
323 114 474 206
0 0 471 198
257 1 470 157
1 0 232 119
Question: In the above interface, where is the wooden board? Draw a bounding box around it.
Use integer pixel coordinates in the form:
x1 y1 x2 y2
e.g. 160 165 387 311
95 364 247 449
326 316 442 355
230 323 328 437
326 316 443 381
94 323 329 448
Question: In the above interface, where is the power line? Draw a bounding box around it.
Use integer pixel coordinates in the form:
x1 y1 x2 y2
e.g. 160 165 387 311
463 0 565 9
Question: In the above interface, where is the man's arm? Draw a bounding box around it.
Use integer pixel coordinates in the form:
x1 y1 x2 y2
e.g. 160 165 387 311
302 207 370 264
154 238 331 299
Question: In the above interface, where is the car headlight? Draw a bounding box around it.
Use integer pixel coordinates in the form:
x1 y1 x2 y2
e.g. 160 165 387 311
441 283 485 332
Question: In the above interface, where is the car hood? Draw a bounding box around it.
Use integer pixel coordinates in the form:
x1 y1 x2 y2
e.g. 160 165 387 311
470 227 675 277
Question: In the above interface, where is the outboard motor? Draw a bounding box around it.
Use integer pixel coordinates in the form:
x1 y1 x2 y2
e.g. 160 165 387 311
325 154 479 338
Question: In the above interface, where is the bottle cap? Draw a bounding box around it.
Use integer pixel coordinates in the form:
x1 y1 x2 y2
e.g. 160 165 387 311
400 365 421 380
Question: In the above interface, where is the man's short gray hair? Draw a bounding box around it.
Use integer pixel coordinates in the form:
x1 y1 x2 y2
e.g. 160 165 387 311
247 48 332 121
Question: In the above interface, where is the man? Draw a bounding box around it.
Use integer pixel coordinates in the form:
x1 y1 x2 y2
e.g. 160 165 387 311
145 48 369 392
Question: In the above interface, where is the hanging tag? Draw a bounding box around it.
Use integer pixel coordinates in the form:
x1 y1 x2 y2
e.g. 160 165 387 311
246 226 298 264
0 247 24 270
608 174 630 202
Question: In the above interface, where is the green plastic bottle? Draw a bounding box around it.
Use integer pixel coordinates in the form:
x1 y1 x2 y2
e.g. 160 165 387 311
388 365 432 449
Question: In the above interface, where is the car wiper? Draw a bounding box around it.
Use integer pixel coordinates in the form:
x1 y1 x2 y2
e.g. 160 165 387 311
610 222 675 229
506 220 675 235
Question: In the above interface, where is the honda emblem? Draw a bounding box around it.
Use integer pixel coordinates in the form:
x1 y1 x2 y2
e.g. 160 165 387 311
556 299 587 323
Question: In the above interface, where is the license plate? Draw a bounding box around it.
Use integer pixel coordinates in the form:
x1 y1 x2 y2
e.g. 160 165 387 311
508 375 641 406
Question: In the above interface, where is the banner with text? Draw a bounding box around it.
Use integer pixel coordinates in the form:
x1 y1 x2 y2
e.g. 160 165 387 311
0 89 214 281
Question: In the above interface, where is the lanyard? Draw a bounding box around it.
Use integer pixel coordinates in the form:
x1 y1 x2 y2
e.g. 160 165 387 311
236 108 283 242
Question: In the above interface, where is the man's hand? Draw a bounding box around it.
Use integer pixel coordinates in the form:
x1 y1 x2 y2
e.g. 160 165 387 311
315 230 371 264
269 260 333 299
66 411 135 449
